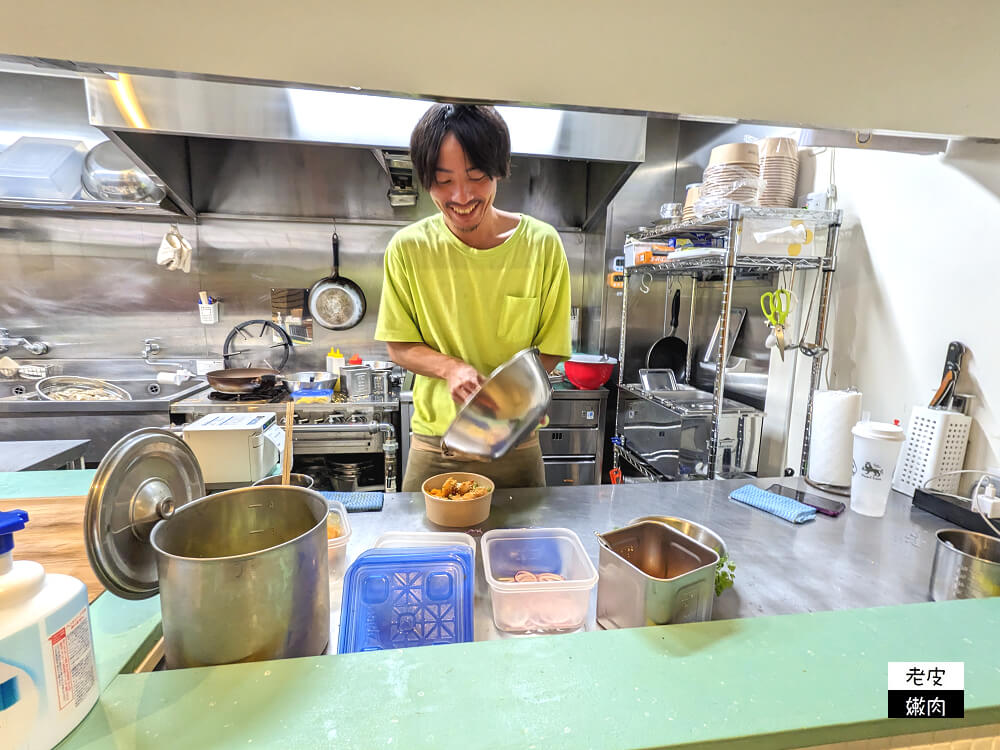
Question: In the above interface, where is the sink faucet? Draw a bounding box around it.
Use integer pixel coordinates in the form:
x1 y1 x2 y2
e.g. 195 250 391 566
142 338 193 379
0 328 49 356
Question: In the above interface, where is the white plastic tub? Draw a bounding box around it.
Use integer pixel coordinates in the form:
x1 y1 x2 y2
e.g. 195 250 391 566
325 498 351 581
482 527 597 633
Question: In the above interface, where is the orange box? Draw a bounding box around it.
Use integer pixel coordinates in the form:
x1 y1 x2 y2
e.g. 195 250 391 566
634 250 672 265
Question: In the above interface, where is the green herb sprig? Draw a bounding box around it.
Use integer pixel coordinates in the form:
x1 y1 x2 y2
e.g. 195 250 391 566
715 555 736 596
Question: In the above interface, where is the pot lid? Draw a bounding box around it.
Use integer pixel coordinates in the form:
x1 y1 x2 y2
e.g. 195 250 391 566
84 428 204 599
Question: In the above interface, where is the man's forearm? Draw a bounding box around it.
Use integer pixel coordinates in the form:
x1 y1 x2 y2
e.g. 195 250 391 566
385 342 458 380
388 342 563 379
539 353 563 374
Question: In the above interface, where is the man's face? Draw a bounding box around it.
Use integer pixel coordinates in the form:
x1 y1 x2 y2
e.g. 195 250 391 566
428 133 498 234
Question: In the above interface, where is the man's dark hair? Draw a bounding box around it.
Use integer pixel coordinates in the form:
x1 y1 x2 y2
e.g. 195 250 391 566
410 104 511 190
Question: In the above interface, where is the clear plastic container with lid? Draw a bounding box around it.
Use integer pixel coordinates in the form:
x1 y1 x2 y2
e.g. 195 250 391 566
373 530 476 563
0 136 87 199
481 527 598 634
337 545 474 653
324 498 351 580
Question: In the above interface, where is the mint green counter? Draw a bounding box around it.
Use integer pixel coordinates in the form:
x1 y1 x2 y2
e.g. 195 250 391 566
12 472 993 748
62 597 1000 749
0 469 96 498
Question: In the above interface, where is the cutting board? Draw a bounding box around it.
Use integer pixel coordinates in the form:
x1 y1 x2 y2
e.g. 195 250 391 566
0 495 104 602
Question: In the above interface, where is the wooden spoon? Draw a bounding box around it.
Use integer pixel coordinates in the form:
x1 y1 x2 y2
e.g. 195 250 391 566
281 401 294 484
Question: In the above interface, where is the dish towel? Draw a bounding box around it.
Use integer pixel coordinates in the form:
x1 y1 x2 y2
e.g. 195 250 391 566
729 484 816 524
320 491 384 513
156 226 192 273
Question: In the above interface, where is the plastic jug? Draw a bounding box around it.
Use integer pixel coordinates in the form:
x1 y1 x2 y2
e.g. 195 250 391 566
0 510 99 750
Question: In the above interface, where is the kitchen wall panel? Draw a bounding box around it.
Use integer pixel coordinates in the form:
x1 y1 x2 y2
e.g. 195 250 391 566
0 211 588 370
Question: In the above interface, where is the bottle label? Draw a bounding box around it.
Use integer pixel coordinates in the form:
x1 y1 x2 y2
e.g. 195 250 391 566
48 608 96 711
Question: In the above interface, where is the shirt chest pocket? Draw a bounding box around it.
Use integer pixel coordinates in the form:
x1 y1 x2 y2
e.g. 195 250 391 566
497 295 540 344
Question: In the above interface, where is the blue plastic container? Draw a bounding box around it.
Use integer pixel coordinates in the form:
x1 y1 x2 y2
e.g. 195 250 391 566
338 546 474 653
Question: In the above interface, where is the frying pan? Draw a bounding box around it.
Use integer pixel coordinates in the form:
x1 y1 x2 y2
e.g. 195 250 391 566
645 289 688 380
309 233 366 330
206 368 279 394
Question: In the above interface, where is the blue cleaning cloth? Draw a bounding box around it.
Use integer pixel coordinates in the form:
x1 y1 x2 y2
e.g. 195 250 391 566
321 491 384 513
729 484 816 524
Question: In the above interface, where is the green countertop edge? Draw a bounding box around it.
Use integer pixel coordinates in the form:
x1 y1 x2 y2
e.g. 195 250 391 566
89 594 162 691
0 468 97 499
60 597 1000 750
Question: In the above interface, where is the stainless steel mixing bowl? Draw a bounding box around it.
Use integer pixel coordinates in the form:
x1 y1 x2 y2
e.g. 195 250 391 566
441 348 552 460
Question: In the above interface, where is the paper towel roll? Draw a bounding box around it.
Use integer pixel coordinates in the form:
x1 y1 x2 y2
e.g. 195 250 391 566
808 389 863 487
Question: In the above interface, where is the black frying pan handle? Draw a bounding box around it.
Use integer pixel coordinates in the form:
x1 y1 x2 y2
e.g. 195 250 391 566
670 289 681 330
331 233 340 277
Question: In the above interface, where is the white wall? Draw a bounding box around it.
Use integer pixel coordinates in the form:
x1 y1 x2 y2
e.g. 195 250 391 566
2 2 1000 138
792 141 1000 475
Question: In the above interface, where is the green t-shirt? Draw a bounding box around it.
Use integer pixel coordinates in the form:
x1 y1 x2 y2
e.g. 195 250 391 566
374 212 572 436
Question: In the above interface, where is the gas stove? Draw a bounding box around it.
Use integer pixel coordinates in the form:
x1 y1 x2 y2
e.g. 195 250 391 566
207 385 290 403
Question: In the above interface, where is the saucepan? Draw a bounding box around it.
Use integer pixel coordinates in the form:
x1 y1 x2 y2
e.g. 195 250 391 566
206 368 279 394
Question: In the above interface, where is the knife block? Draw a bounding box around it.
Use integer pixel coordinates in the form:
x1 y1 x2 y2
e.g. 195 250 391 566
892 407 971 497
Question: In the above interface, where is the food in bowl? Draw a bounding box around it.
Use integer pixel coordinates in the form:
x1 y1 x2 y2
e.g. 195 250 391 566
428 476 490 500
422 472 495 527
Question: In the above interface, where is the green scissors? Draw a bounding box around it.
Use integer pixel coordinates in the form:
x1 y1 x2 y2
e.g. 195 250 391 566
761 289 792 360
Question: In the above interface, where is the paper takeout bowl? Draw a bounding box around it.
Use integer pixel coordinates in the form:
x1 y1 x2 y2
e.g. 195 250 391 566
422 471 494 527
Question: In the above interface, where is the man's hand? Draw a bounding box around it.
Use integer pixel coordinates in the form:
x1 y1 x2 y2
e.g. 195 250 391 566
444 360 483 405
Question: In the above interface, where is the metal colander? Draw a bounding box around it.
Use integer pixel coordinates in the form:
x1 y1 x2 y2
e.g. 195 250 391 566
36 376 132 401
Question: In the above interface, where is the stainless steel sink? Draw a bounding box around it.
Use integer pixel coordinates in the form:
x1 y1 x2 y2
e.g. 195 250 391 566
0 376 205 403
0 359 209 463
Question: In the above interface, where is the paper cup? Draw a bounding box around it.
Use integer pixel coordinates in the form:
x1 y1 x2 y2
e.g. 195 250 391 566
850 422 905 517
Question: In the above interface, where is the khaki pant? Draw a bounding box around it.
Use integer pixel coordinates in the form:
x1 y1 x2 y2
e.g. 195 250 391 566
401 434 546 492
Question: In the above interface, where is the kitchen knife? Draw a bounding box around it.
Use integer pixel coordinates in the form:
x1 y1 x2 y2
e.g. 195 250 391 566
929 341 965 408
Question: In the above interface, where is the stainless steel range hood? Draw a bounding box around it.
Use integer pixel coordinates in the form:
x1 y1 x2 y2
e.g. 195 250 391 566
85 74 646 229
0 71 186 216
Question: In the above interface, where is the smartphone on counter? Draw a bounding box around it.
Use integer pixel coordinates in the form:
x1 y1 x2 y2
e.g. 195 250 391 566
766 483 846 517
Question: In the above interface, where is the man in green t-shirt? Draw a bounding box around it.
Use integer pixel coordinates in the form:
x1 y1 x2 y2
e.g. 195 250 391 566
374 104 571 491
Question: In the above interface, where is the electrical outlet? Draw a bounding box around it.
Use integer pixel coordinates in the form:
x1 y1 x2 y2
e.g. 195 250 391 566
195 359 223 375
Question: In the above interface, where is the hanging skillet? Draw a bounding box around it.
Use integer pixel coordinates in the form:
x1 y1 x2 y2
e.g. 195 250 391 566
645 289 688 381
309 233 366 330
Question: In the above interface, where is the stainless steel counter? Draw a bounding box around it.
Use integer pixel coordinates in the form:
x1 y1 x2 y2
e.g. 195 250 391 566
332 477 950 648
0 439 90 471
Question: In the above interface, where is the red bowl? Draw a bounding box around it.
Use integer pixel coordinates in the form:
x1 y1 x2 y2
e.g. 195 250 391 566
564 355 617 390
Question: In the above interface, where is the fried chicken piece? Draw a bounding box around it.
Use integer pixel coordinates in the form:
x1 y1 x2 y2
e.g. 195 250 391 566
455 480 476 495
441 477 457 496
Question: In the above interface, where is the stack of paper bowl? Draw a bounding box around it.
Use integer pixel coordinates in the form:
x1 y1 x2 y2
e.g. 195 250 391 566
756 137 799 207
682 183 702 222
699 142 760 211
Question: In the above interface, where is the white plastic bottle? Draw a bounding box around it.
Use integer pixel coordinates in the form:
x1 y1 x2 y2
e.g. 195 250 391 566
0 510 99 750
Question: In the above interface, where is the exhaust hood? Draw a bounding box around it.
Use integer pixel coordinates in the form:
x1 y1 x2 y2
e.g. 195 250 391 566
0 71 188 216
83 73 647 229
